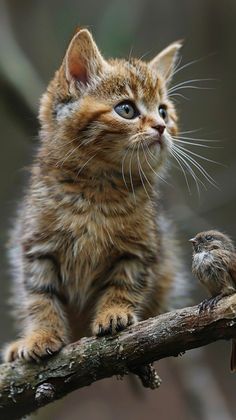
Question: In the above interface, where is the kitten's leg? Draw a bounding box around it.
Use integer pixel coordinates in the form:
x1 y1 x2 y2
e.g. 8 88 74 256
3 256 69 362
92 255 149 336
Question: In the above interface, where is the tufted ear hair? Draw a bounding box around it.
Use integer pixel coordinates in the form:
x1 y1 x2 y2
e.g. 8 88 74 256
64 28 108 90
149 40 183 83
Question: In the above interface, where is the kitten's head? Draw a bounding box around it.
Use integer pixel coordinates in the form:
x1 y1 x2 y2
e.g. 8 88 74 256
39 28 181 179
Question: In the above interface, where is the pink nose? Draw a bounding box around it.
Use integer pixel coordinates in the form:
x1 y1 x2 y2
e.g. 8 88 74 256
152 124 166 135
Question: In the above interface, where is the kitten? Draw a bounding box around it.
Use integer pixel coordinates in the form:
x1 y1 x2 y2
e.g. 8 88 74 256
3 28 183 362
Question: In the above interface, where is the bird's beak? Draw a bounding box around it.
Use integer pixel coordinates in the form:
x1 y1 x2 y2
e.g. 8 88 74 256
189 237 197 245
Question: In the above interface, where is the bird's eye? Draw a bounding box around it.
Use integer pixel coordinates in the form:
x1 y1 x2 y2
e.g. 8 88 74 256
159 105 168 120
114 101 139 119
206 235 213 241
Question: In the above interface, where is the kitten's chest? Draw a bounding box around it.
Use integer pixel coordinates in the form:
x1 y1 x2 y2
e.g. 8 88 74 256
52 190 149 305
58 210 119 305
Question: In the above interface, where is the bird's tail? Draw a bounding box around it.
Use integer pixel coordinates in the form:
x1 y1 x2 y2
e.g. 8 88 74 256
230 339 236 372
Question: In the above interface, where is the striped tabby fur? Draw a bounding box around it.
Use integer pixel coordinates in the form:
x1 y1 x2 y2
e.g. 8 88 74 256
3 28 183 362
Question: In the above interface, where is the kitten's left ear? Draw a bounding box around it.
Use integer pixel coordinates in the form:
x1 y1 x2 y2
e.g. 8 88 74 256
149 40 183 83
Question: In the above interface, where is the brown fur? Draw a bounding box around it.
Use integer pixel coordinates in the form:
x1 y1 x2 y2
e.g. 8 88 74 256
3 29 183 362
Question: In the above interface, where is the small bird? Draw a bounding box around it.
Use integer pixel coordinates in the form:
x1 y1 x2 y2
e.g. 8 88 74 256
190 230 236 372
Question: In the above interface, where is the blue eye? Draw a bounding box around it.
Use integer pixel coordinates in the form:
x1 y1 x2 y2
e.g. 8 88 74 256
114 101 139 119
159 105 167 120
206 235 213 241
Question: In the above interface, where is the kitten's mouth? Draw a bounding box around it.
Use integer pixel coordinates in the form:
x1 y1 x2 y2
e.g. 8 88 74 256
144 137 163 150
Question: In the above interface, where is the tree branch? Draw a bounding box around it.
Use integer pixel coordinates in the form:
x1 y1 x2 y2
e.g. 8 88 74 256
1 295 236 419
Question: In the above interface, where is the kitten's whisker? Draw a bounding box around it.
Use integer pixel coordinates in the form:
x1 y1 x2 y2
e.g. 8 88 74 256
169 149 192 194
173 135 221 143
174 144 224 166
143 143 172 186
137 50 152 62
169 85 215 94
75 152 98 179
168 78 217 94
48 139 80 164
171 148 205 195
54 137 78 151
130 132 146 141
166 132 203 194
175 151 213 191
129 144 137 203
56 143 84 167
55 136 95 167
172 145 219 189
138 145 153 193
178 128 203 135
128 45 134 64
167 55 182 82
173 139 222 149
168 93 189 101
121 146 131 190
171 57 206 78
137 142 151 201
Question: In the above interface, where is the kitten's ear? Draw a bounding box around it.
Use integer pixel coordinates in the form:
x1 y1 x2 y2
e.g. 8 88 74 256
64 28 108 90
149 40 183 83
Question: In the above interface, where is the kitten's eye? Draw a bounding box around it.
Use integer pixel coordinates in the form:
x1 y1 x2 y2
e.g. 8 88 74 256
114 101 139 119
206 235 213 241
159 105 167 120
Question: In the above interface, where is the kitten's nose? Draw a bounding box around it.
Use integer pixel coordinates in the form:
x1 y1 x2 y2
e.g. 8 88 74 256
152 124 166 136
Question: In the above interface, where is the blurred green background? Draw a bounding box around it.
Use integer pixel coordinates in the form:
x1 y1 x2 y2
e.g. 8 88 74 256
0 1 236 419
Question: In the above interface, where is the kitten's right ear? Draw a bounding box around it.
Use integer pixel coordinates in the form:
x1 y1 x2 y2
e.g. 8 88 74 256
149 40 183 83
64 28 108 92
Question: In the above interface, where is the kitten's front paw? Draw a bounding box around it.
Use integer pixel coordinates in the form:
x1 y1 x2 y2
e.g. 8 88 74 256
92 307 137 336
3 331 65 363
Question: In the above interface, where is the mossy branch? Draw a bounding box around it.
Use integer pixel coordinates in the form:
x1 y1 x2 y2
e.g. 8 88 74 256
1 295 236 419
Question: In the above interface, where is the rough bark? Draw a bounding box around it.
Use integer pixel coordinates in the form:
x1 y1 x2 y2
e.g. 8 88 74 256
1 295 236 419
